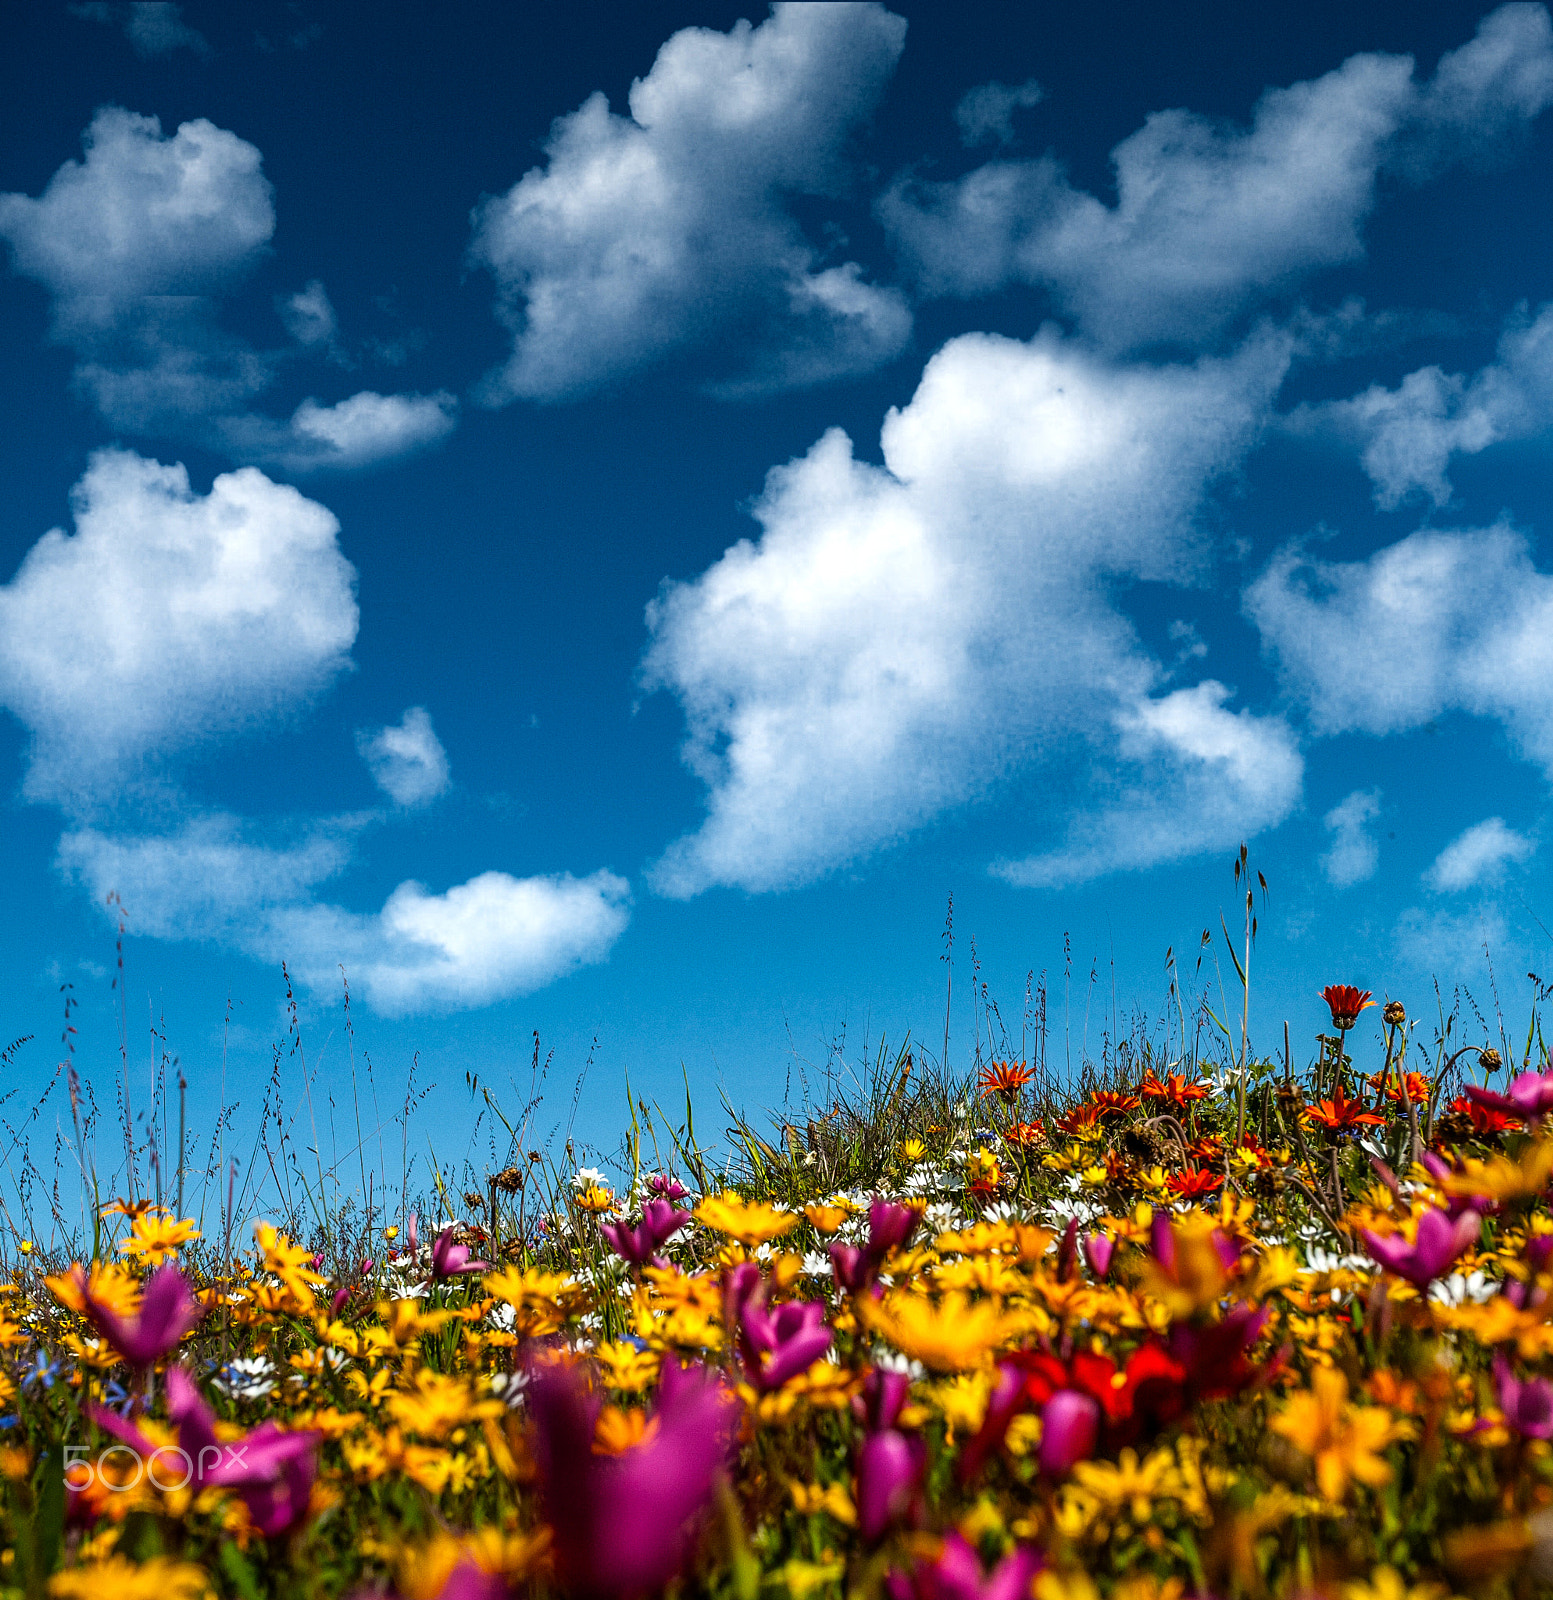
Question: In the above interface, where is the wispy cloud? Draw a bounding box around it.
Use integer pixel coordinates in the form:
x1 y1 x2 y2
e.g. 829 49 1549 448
1321 789 1382 887
469 2 911 402
357 708 451 808
0 108 455 471
880 5 1553 350
1428 817 1535 890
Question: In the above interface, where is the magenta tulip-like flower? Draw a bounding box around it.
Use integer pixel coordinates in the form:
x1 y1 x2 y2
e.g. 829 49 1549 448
1361 1206 1481 1289
887 1531 1044 1600
91 1366 320 1538
1038 1388 1099 1478
647 1172 690 1202
724 1262 832 1391
1494 1354 1553 1439
1084 1231 1115 1280
600 1198 691 1267
1467 1068 1553 1125
855 1367 911 1433
83 1262 206 1369
830 1199 920 1294
856 1427 925 1544
406 1210 419 1253
528 1355 738 1598
431 1225 490 1279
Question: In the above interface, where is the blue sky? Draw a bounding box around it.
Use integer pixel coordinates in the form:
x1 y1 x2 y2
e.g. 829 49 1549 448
3 0 1553 1180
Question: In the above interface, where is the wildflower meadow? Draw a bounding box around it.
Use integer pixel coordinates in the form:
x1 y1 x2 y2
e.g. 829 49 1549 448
5 913 1553 1600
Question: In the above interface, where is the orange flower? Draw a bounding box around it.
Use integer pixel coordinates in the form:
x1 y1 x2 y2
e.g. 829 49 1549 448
1003 1121 1047 1148
1321 985 1374 1030
1303 1086 1386 1133
1087 1091 1141 1120
978 1061 1035 1101
1054 1104 1104 1136
1167 1165 1224 1200
1366 1071 1430 1108
1140 1072 1211 1110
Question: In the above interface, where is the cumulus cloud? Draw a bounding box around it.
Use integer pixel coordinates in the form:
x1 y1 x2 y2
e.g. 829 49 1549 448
469 2 911 401
60 821 632 1014
0 449 358 803
1321 789 1382 887
880 4 1553 350
643 323 1296 895
1245 523 1553 772
71 3 213 61
1288 301 1553 505
1428 817 1535 890
357 707 451 807
953 79 1044 149
996 681 1303 888
0 108 455 471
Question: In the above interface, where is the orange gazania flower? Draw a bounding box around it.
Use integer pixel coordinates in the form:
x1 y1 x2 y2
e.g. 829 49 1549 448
1087 1091 1140 1120
1054 1104 1104 1136
1140 1072 1211 1110
1321 985 1374 1030
1444 1093 1517 1136
1003 1121 1047 1148
1366 1071 1430 1108
978 1061 1035 1101
1303 1085 1386 1133
1167 1165 1224 1200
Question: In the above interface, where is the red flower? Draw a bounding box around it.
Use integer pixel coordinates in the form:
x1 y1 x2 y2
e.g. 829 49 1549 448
1167 1165 1224 1200
1002 1121 1047 1148
1321 985 1374 1030
1446 1093 1518 1136
1140 1072 1211 1110
978 1061 1035 1101
1053 1104 1104 1136
1303 1085 1386 1133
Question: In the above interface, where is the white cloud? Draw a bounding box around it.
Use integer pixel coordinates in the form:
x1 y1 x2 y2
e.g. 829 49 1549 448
1321 789 1382 887
954 79 1044 149
880 4 1553 349
279 279 339 350
1395 903 1512 972
357 707 451 807
0 109 455 471
1246 523 1553 772
996 682 1303 888
282 870 633 1014
0 450 358 803
1288 301 1553 505
0 106 271 335
59 820 632 1014
468 2 911 401
285 391 458 470
643 324 1294 895
72 3 214 59
1428 817 1535 890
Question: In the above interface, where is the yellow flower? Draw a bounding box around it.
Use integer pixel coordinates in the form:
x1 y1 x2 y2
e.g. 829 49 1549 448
594 1405 654 1454
1270 1367 1399 1501
18 1240 32 1256
790 1480 858 1526
395 1528 551 1599
575 1184 615 1215
1137 1211 1231 1319
1440 1140 1553 1205
898 1139 928 1163
695 1193 799 1247
385 1226 400 1241
804 1204 851 1235
386 1369 501 1439
965 1147 1002 1188
594 1339 661 1392
1070 1447 1180 1523
45 1261 141 1319
254 1223 328 1310
481 1266 585 1338
1341 1568 1453 1600
118 1212 201 1268
49 1555 212 1599
858 1291 1022 1372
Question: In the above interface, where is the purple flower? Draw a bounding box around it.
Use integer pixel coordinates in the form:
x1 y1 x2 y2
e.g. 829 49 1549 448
431 1226 490 1279
829 1199 919 1294
726 1263 831 1391
856 1428 925 1544
647 1173 690 1203
1495 1355 1553 1439
1055 1218 1080 1282
887 1531 1043 1600
855 1367 911 1433
84 1263 206 1369
1083 1232 1115 1280
406 1211 419 1254
599 1198 691 1268
92 1367 320 1537
529 1355 738 1598
1038 1388 1099 1478
829 1243 870 1294
1467 1068 1553 1124
1361 1206 1481 1289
